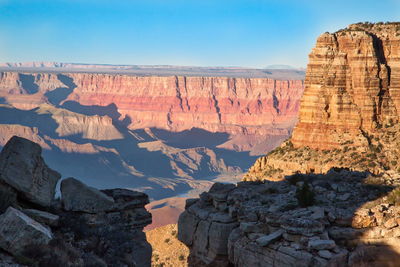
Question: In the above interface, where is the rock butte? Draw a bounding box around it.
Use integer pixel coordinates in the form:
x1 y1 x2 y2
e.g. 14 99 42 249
245 22 400 180
292 22 400 150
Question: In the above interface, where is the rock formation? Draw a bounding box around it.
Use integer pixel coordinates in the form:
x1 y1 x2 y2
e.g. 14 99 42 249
245 22 400 181
0 135 61 207
0 71 304 136
0 69 303 209
177 22 400 267
178 170 400 266
0 136 152 266
292 22 400 150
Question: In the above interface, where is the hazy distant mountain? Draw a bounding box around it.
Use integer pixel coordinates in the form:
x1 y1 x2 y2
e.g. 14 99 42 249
0 62 305 80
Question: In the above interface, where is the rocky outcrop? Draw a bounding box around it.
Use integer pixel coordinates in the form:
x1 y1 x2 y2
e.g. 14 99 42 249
245 22 400 181
0 135 60 207
292 22 400 150
0 136 152 266
0 207 53 255
61 177 115 213
178 170 400 266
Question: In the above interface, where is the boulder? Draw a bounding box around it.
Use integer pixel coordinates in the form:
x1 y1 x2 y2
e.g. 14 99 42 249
61 177 114 213
0 136 61 207
23 208 59 226
0 207 53 255
308 239 336 250
256 229 284 247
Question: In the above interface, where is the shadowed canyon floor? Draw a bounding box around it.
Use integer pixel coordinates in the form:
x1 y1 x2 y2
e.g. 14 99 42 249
0 69 304 228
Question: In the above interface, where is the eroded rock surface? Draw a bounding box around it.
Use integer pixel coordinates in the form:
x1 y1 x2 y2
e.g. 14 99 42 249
0 207 53 255
245 22 400 181
0 136 152 266
0 136 60 207
178 171 400 266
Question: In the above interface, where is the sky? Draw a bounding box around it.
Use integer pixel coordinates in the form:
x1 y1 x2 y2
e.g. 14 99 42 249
0 0 399 68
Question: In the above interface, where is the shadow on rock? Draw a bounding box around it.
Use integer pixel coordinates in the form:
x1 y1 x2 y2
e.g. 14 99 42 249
178 168 400 266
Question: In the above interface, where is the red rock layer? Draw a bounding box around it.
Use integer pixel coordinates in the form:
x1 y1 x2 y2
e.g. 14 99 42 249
292 23 400 149
66 75 304 134
0 72 304 136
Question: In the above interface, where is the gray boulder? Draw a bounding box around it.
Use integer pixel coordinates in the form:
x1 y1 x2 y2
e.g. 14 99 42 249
0 136 61 207
61 177 115 213
23 208 59 227
0 207 53 255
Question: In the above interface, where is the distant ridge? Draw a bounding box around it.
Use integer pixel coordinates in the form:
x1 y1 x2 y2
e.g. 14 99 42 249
0 61 305 80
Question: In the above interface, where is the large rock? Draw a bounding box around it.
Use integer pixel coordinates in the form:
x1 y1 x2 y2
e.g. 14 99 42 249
0 136 61 207
0 207 53 255
61 177 115 213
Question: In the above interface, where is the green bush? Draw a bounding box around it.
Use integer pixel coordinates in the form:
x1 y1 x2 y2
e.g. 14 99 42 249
179 254 185 261
387 188 400 206
296 182 315 207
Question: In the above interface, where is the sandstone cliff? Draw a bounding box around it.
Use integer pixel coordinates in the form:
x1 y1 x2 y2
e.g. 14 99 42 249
292 22 400 150
0 72 304 136
245 22 400 181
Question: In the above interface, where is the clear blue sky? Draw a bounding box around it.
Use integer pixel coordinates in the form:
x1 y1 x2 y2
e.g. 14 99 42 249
0 0 399 68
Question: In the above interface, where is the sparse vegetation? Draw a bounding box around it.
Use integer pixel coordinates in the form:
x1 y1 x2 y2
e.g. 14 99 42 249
296 182 315 207
387 188 400 206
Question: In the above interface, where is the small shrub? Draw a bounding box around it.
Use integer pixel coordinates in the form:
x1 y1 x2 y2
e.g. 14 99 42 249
287 172 304 185
387 188 400 206
296 182 315 207
164 238 170 243
171 230 177 237
179 254 185 261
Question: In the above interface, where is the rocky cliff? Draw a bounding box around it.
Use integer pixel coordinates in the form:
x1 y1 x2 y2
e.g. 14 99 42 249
245 22 400 181
0 72 303 136
0 70 303 206
0 136 152 266
177 22 400 267
292 22 400 150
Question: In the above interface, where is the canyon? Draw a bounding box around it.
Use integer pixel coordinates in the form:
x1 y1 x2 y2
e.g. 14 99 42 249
0 67 304 228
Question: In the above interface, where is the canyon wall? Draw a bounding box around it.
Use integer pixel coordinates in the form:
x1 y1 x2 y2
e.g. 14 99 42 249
245 22 400 181
0 72 304 136
0 70 304 202
292 22 400 150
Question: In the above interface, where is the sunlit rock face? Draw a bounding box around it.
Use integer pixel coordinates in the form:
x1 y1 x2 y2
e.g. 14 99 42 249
292 23 400 150
244 23 400 182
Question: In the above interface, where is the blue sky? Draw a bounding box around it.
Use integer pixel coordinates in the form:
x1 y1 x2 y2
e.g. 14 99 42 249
0 0 399 68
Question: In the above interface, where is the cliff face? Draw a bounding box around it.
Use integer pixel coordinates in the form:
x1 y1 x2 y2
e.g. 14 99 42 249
292 23 400 150
0 72 303 135
67 75 303 134
0 70 303 204
245 22 400 181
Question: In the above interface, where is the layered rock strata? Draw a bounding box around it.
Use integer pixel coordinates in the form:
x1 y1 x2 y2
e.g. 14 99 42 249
245 22 400 181
292 22 400 150
0 136 152 266
0 71 304 136
178 170 400 266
